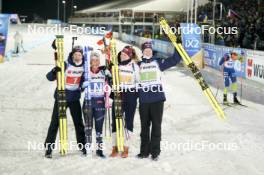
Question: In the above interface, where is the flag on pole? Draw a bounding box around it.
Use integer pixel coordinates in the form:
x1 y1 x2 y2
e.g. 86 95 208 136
227 9 241 19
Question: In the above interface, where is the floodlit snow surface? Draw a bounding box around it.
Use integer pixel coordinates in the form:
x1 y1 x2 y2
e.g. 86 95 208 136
0 25 264 175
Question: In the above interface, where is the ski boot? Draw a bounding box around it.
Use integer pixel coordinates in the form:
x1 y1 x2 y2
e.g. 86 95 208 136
151 154 159 161
136 153 149 159
233 93 241 105
81 147 87 155
110 146 118 157
223 94 229 105
45 147 52 159
96 149 106 158
121 146 129 158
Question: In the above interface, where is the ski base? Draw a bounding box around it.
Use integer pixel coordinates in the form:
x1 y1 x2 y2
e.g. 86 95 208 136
222 102 248 108
159 17 226 120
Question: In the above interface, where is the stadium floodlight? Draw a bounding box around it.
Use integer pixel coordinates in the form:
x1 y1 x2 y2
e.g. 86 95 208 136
71 5 77 23
57 0 60 20
0 0 2 13
62 0 66 22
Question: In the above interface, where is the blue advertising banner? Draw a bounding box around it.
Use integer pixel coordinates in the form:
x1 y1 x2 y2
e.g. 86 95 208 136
180 23 202 57
203 43 246 78
0 14 10 63
203 43 223 70
152 39 174 56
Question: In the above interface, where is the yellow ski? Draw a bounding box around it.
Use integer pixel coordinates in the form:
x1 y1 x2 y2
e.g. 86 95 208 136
159 17 226 120
110 38 124 152
55 35 68 155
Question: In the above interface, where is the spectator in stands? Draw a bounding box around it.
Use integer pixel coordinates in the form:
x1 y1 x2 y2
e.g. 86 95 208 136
199 0 264 50
215 34 225 46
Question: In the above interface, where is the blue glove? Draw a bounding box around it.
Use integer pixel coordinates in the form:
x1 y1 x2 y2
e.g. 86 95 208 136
82 81 89 89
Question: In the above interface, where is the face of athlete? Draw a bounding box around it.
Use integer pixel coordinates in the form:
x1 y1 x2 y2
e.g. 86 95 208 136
231 53 238 60
121 52 130 62
72 52 83 65
143 48 153 59
90 56 100 69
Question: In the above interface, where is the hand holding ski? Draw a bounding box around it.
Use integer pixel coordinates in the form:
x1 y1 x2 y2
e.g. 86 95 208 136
159 17 226 120
83 46 93 156
54 35 68 155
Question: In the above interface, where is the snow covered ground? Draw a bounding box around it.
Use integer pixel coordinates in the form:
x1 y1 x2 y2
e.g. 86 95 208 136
0 25 264 175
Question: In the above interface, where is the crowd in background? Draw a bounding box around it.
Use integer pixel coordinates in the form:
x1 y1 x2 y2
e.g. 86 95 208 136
133 0 264 51
27 0 264 51
199 0 264 50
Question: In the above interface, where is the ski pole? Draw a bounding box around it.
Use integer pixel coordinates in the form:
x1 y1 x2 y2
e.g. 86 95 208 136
120 95 129 140
21 41 26 52
240 73 243 104
71 37 77 50
215 66 224 98
108 108 111 137
214 76 220 98
240 51 246 104
104 109 107 137
104 78 111 138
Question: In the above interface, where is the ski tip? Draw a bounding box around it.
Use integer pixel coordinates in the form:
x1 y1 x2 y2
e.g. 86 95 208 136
56 35 64 38
216 111 227 121
220 115 227 121
235 103 248 107
220 111 227 120
159 16 165 22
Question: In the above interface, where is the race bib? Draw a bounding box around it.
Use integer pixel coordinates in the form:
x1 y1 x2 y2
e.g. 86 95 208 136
65 65 83 91
90 71 106 97
139 61 161 86
224 60 234 69
118 62 137 89
66 76 81 85
140 71 157 82
90 82 104 97
120 74 133 84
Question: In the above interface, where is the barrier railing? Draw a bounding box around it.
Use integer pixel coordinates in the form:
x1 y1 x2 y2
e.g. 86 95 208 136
114 32 264 84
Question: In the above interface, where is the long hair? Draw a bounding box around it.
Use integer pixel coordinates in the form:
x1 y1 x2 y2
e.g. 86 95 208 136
125 45 139 63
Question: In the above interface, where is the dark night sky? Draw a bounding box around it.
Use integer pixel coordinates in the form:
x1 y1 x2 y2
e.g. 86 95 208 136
3 0 111 21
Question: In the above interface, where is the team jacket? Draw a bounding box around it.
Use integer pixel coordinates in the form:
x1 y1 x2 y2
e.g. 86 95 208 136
46 55 84 102
219 54 236 73
137 50 181 103
118 59 140 90
88 67 111 108
118 59 140 104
